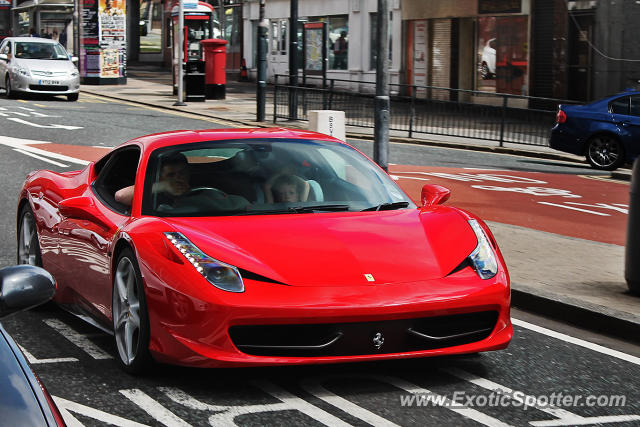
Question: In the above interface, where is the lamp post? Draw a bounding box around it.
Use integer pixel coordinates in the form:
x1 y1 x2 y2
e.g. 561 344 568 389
173 0 186 106
288 0 298 120
257 0 267 121
374 0 390 171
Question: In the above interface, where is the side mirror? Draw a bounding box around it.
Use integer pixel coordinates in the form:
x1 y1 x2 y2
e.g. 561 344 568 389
71 56 78 63
58 196 109 228
0 265 55 319
0 53 7 61
421 184 451 207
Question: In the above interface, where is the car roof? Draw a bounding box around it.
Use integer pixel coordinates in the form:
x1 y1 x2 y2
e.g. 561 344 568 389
5 37 59 44
120 127 346 153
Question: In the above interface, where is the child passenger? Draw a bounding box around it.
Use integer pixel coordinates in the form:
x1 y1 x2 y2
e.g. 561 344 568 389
265 173 309 203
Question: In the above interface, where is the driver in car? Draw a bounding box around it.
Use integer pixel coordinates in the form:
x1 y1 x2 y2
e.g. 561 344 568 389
115 153 191 206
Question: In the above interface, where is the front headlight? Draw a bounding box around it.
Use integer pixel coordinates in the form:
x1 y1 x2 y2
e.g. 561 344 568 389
69 69 79 77
164 232 244 292
467 219 498 280
15 66 30 77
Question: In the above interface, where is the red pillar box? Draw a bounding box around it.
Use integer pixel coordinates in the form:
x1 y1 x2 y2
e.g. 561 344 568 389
201 39 227 100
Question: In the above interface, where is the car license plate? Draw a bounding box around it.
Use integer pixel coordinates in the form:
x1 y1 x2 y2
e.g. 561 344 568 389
39 80 61 85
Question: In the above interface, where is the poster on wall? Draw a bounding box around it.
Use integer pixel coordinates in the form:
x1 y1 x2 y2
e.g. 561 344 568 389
99 0 126 78
80 0 126 82
413 20 427 96
81 0 100 77
304 22 326 74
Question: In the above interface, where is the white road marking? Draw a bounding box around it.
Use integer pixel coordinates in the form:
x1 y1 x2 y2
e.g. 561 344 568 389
395 175 431 181
7 117 83 130
302 377 400 427
17 344 78 364
512 318 640 366
445 368 640 426
120 389 192 427
14 148 69 167
537 201 610 216
382 375 513 427
0 135 89 165
53 396 150 427
160 383 353 426
44 318 112 359
564 202 628 214
443 367 578 420
530 415 640 426
303 375 512 427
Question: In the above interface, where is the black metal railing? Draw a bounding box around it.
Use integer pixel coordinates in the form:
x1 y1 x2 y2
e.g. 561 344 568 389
272 75 580 147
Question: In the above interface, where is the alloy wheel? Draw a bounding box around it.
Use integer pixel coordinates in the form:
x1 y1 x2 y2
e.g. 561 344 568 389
113 256 142 366
18 211 38 265
587 136 622 170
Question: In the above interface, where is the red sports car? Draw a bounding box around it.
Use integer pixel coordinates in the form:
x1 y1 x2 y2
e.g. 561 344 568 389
17 128 511 373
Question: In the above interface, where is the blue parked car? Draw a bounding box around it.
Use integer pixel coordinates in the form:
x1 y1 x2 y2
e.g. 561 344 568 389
0 265 65 426
550 90 640 170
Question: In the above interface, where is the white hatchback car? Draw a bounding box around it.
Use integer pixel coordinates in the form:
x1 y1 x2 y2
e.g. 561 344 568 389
0 37 80 101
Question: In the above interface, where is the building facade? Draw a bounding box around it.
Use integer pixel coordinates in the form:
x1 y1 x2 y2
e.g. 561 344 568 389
242 0 403 85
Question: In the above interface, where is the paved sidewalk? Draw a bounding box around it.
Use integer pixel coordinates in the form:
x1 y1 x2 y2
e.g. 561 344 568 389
80 66 640 344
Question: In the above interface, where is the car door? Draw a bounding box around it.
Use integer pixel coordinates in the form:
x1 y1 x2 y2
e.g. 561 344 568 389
56 146 141 327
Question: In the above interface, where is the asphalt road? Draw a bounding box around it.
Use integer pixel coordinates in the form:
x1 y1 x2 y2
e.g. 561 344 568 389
0 94 637 426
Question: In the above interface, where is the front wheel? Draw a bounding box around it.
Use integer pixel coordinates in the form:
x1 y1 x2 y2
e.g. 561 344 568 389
17 204 42 266
586 135 625 170
112 248 152 374
5 76 17 99
67 93 79 102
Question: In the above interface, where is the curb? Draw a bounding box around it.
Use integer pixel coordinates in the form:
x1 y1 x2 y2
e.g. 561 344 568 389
511 286 640 345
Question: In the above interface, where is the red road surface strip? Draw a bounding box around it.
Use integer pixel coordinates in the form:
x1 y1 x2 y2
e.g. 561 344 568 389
390 165 628 246
29 143 111 162
20 143 628 246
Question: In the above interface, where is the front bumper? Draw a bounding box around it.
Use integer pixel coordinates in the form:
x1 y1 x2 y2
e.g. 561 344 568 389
11 72 80 95
141 262 512 368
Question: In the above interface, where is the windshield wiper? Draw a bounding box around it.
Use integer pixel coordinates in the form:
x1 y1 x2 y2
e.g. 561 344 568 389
288 204 350 213
361 201 410 211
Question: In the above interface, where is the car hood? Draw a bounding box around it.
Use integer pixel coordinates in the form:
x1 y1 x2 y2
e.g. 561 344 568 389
165 207 478 287
13 58 75 73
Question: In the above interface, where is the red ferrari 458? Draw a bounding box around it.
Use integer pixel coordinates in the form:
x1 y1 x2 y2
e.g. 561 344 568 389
16 128 511 373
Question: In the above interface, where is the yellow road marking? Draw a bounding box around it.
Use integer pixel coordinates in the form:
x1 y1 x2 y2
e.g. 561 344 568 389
579 174 629 184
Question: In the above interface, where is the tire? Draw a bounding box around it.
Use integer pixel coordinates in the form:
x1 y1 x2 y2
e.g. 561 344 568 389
112 248 152 374
586 135 625 171
67 93 79 102
17 204 42 266
6 76 17 99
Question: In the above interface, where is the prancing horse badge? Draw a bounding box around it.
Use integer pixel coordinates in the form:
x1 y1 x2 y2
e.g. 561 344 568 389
372 332 384 350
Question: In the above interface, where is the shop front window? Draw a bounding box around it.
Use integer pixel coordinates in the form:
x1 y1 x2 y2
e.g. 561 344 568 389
328 15 348 70
477 15 528 95
0 7 10 37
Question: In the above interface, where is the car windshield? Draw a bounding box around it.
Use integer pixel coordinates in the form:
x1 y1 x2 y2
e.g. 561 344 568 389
15 41 69 60
142 138 415 217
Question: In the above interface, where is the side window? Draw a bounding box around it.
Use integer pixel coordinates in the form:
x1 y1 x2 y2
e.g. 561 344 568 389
631 96 640 117
610 97 630 115
91 147 141 214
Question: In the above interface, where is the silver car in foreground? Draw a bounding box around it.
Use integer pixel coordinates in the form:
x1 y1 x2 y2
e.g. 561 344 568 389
0 37 80 101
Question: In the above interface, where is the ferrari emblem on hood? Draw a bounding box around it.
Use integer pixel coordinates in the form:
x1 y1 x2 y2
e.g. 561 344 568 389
364 274 375 282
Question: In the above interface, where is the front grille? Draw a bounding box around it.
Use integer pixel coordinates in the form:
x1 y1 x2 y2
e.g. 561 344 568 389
229 311 498 357
31 71 67 77
29 85 69 92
